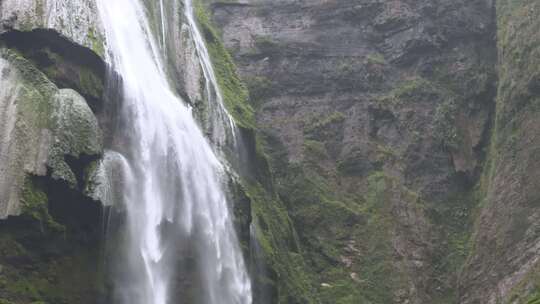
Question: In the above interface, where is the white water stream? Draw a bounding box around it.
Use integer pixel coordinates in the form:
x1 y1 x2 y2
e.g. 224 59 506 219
95 0 252 303
184 0 237 146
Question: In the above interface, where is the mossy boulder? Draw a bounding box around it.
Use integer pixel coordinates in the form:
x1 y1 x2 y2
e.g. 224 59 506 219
0 49 102 219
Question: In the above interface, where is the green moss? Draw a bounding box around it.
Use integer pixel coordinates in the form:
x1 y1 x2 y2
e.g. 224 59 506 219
86 27 105 58
433 99 461 149
20 178 65 233
83 160 100 195
0 235 27 260
304 111 345 139
365 53 386 65
305 171 405 304
386 77 431 101
1 49 57 103
243 181 318 304
253 35 281 55
5 279 41 300
504 261 540 304
375 143 399 163
184 16 318 301
336 59 355 79
357 172 423 302
528 299 540 304
46 89 102 186
34 0 45 22
365 171 387 208
336 148 374 177
245 76 273 108
0 202 105 304
1 242 105 304
428 189 479 302
194 1 255 129
495 0 540 135
78 67 104 102
39 49 104 101
319 279 366 304
455 3 540 303
303 139 328 160
273 163 407 303
377 77 439 105
20 178 48 220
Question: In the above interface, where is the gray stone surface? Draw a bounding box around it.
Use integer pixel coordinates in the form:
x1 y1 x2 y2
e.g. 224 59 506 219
0 0 106 57
208 0 501 303
0 49 102 219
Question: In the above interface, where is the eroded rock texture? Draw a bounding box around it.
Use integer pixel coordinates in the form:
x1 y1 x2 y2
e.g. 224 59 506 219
0 1 108 303
204 0 539 303
459 1 540 303
0 0 540 303
0 0 106 56
0 50 102 219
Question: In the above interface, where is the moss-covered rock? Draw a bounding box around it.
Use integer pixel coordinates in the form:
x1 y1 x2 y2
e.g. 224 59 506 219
203 0 501 303
194 1 255 129
1 29 107 112
47 89 102 186
0 203 105 304
0 0 106 59
458 1 540 303
0 49 102 218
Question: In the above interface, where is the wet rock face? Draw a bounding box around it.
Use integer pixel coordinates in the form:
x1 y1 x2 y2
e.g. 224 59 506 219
459 1 540 303
0 0 106 57
211 0 495 180
207 0 500 303
0 33 105 304
0 0 537 303
0 2 107 302
0 50 102 219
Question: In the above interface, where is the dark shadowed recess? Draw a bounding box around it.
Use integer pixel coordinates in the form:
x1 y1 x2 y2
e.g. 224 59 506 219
0 29 106 112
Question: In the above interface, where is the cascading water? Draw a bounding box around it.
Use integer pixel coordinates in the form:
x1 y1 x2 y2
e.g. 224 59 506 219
159 0 167 55
184 0 237 147
95 0 252 303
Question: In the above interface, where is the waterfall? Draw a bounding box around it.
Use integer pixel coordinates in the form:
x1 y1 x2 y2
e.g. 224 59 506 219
95 0 252 303
184 0 237 147
159 0 167 55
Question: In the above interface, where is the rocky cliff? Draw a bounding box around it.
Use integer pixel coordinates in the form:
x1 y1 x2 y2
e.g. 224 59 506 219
0 0 305 303
0 0 109 302
204 0 540 303
0 0 539 303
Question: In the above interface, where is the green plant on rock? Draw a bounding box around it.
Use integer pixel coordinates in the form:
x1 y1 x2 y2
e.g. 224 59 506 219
303 139 328 161
194 1 255 129
20 178 65 233
245 76 273 107
377 77 437 105
504 260 540 304
244 181 319 304
303 111 345 139
352 171 408 303
253 35 281 55
86 27 105 58
528 296 540 304
434 99 461 150
366 53 386 65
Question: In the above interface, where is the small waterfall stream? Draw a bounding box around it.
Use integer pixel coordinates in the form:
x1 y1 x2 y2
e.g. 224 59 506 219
184 0 238 147
95 0 252 303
